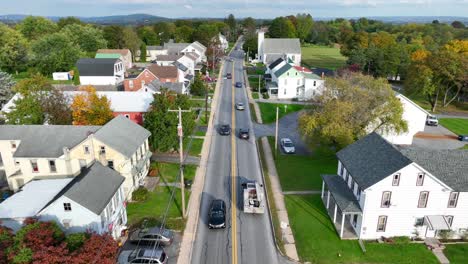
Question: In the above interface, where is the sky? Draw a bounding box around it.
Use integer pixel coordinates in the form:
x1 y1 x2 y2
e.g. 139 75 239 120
1 0 467 18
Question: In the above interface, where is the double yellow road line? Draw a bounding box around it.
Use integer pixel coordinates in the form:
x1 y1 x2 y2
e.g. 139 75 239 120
230 63 238 264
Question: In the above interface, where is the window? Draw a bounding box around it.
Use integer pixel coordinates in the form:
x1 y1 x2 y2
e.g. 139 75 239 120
129 80 134 88
381 191 392 208
31 160 39 173
83 145 90 155
445 216 454 227
313 81 316 86
418 191 429 208
284 79 287 85
284 88 287 95
352 214 358 227
339 163 344 177
392 173 400 186
125 114 130 119
357 188 362 200
108 160 114 170
62 219 71 229
416 173 425 186
100 146 106 155
448 192 459 208
415 217 424 226
49 160 56 173
377 216 387 232
10 141 16 149
63 203 72 211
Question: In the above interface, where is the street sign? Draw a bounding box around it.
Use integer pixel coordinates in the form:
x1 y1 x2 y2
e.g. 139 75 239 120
177 124 183 137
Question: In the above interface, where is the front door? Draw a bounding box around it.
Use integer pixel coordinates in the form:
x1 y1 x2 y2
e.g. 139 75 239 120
426 228 437 238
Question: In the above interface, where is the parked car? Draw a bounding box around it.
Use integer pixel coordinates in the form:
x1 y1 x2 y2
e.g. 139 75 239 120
280 138 296 154
235 82 242 88
239 128 249 140
129 227 174 246
218 124 231 135
458 135 468 142
426 115 438 126
236 102 245 111
118 248 168 264
226 73 232 79
208 199 226 229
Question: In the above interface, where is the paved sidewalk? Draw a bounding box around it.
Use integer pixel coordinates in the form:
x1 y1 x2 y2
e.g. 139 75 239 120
283 190 321 195
151 154 200 165
246 67 299 262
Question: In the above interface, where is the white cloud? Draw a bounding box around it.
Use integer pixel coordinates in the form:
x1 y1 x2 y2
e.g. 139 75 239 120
184 4 193 9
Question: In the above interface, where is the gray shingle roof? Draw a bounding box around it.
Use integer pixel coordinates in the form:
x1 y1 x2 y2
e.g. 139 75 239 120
0 125 100 158
263 38 301 54
400 148 468 191
62 162 125 215
274 64 292 78
76 58 119 77
147 79 184 94
156 55 183 62
322 174 362 213
94 115 151 158
147 46 163 51
336 132 413 190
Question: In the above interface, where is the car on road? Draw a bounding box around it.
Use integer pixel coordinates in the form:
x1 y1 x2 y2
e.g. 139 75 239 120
235 82 242 88
426 115 438 126
208 199 226 229
239 128 249 140
218 124 231 135
118 247 168 264
280 138 296 154
226 73 232 79
235 102 245 111
459 135 468 142
129 227 174 246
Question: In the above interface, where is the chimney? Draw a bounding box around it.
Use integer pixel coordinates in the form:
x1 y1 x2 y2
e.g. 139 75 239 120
321 72 325 80
63 147 72 175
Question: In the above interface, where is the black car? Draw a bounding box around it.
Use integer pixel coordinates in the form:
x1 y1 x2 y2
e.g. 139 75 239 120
239 128 249 140
459 135 468 142
226 73 232 79
208 199 226 229
235 82 242 88
218 124 231 135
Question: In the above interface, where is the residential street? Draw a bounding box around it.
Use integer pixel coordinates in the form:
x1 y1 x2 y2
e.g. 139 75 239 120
191 43 292 264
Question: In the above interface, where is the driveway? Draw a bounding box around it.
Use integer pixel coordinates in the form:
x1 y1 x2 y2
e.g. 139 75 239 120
120 231 182 264
412 124 467 150
253 111 311 155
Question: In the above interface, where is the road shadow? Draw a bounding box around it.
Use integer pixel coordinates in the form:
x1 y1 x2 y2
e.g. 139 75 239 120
199 191 216 226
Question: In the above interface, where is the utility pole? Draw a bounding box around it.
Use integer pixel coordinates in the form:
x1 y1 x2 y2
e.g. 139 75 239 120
275 106 279 156
168 107 192 218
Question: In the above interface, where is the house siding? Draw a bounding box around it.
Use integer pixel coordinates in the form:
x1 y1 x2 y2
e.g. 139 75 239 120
123 69 157 92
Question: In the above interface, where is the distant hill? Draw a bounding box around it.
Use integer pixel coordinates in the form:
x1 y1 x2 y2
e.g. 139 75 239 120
315 16 468 25
0 13 170 25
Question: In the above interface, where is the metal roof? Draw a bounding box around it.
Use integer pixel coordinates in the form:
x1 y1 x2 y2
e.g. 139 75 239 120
268 58 284 70
274 64 293 78
76 58 119 77
322 174 362 213
95 53 121 59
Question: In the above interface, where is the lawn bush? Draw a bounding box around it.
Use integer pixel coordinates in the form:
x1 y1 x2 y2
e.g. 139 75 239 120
132 188 149 202
392 236 411 244
66 233 88 252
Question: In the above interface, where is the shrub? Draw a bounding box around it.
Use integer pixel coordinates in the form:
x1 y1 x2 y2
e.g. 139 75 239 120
11 247 33 264
132 188 149 202
439 230 454 240
65 233 88 252
393 236 411 244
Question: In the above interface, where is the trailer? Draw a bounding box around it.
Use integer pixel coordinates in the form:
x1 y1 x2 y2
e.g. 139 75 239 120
242 181 265 214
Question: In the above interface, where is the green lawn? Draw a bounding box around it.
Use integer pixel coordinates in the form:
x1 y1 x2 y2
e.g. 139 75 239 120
190 99 208 108
258 103 306 124
268 137 336 191
251 92 260 100
285 195 439 264
200 111 210 125
187 138 203 156
444 244 468 264
151 162 196 184
301 44 347 70
246 63 266 75
439 118 468 135
194 130 206 137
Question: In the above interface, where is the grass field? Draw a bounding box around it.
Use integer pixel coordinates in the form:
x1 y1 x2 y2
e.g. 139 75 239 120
439 118 468 135
444 244 468 264
151 162 196 184
258 103 305 124
285 195 439 264
301 44 347 70
187 138 204 156
268 137 336 191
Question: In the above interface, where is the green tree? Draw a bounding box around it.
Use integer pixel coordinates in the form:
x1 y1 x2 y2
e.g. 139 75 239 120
123 27 142 61
268 17 297 38
137 26 159 45
153 22 176 44
295 13 314 43
193 23 219 47
57 16 84 29
6 95 45 124
0 71 16 107
31 33 83 75
175 25 194 43
103 25 125 49
299 72 407 149
224 14 237 41
243 34 258 59
17 16 58 40
242 17 256 35
190 73 206 96
0 23 29 74
451 21 465 29
144 90 196 152
140 43 147 62
60 24 107 54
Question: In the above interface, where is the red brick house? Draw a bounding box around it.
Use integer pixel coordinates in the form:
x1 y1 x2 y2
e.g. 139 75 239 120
123 65 179 92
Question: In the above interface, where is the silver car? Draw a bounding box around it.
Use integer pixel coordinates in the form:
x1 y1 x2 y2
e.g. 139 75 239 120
236 102 245 111
118 248 168 264
280 138 296 154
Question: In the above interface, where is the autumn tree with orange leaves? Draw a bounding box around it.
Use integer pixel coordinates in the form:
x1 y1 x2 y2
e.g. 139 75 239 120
71 86 114 125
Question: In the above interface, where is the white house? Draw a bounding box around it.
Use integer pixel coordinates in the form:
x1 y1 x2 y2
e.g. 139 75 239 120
213 33 228 52
257 31 301 66
76 58 125 85
321 132 468 240
96 49 133 70
0 116 151 199
0 163 127 239
143 46 167 61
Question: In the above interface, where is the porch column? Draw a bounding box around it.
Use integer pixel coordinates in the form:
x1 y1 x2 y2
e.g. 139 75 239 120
326 190 330 209
340 213 346 238
333 203 338 223
321 181 325 198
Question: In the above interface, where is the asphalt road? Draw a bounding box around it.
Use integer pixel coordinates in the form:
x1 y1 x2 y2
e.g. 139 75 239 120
191 43 292 264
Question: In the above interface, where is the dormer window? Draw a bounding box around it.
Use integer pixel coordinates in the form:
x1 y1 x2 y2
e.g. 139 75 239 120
392 173 400 186
416 173 424 186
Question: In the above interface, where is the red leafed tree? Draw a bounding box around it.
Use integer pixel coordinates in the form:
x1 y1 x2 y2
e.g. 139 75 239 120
22 222 65 252
0 226 14 264
32 244 71 264
70 233 119 264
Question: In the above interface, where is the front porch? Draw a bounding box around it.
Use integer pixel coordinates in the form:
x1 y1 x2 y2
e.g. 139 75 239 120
266 81 278 99
321 174 362 240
